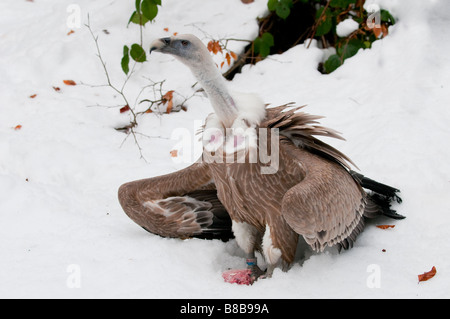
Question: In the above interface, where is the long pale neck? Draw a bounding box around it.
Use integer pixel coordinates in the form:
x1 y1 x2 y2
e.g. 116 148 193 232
190 61 238 128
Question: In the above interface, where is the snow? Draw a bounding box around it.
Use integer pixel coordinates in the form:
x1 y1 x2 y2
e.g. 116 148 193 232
1 0 450 299
336 18 359 37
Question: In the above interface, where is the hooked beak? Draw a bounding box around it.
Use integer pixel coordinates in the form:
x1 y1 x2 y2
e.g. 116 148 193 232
149 37 171 54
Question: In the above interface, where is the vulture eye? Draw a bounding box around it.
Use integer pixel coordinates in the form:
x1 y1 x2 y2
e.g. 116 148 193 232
181 40 189 47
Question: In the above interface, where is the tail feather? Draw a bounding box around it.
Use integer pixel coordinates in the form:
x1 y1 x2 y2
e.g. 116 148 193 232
349 170 405 220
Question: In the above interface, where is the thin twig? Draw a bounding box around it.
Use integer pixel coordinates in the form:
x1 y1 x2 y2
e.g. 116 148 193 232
85 15 146 160
85 16 137 124
307 0 331 49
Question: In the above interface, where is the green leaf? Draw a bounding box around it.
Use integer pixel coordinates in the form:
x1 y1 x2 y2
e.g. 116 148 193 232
141 0 158 21
330 0 357 8
254 32 274 57
276 1 291 20
130 43 147 62
315 7 333 36
121 45 130 75
261 32 274 46
338 38 364 60
128 10 149 26
380 9 396 24
267 0 278 11
324 54 342 73
269 0 292 19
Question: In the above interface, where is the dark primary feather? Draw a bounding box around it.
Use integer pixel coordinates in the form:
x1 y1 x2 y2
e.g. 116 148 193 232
184 190 234 241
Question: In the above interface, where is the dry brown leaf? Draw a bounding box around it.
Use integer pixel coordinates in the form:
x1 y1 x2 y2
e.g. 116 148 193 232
166 99 173 113
170 150 178 157
67 30 75 36
225 52 231 65
418 266 436 283
162 90 174 103
376 225 395 230
162 90 174 113
14 125 22 130
207 40 222 55
120 105 130 113
29 94 37 98
241 0 254 3
381 24 389 37
373 25 382 38
63 80 77 86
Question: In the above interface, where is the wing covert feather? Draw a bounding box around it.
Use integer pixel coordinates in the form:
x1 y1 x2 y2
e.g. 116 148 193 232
281 149 365 252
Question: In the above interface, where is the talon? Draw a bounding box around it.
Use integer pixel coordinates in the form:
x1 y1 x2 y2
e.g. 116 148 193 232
246 258 266 282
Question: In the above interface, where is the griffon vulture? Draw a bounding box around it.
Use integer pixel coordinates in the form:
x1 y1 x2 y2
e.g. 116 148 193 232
118 34 403 283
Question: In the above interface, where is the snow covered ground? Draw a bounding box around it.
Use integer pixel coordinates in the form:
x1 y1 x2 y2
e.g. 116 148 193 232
1 0 449 299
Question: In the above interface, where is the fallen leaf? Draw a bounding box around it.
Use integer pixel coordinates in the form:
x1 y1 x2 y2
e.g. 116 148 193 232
67 30 75 36
120 105 130 113
241 0 254 3
163 27 169 32
166 99 173 113
173 32 178 36
63 80 77 86
376 225 395 230
162 90 174 103
170 150 178 157
162 90 174 113
14 125 22 130
418 266 436 283
103 29 110 35
29 94 37 98
53 86 61 92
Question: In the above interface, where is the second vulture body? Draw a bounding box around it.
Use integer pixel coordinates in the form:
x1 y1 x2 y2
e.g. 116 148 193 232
118 34 404 283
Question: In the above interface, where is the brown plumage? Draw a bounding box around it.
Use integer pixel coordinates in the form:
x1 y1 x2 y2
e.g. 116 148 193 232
118 34 403 281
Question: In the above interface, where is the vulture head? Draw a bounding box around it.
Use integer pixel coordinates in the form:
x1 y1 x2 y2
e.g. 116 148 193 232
150 34 248 128
150 34 216 77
